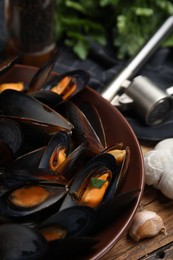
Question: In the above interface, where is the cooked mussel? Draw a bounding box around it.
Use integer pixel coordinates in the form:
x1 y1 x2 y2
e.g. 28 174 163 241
57 101 104 156
38 131 89 183
104 144 130 193
79 101 107 148
38 131 70 172
37 206 98 259
38 206 96 239
6 147 46 172
0 89 73 133
0 117 58 158
45 69 90 101
0 183 68 219
60 153 119 210
0 223 48 260
27 49 60 93
2 168 69 189
30 90 63 109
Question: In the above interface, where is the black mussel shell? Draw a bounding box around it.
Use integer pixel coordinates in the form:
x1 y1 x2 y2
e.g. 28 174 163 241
0 140 13 167
95 189 140 230
0 223 48 260
0 118 23 154
38 131 70 172
0 55 22 76
60 153 119 210
104 145 130 194
2 168 69 190
79 101 107 148
45 69 90 101
0 89 73 132
57 142 89 182
38 206 97 239
60 101 104 156
28 49 60 93
0 184 68 218
0 117 54 157
6 147 46 172
30 90 62 108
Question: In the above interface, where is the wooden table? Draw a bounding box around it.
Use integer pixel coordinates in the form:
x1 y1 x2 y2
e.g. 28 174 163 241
100 141 173 259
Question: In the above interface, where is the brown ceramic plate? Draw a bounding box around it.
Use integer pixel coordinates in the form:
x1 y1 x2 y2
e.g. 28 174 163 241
0 64 145 259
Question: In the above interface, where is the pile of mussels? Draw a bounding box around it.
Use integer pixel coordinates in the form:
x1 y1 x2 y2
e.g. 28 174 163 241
0 56 139 259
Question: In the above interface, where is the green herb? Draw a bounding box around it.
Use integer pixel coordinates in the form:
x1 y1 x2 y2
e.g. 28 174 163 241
55 0 173 60
91 177 106 188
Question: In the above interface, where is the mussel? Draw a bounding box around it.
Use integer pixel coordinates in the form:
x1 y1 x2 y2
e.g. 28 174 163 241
44 69 90 101
0 89 73 133
60 153 118 210
27 49 60 93
38 131 71 172
30 90 63 109
57 101 104 156
37 206 99 259
0 183 68 219
38 206 96 239
0 118 23 155
0 223 48 260
60 143 130 211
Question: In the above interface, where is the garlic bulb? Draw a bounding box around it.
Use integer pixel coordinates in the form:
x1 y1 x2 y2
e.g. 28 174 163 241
144 138 173 199
128 210 166 242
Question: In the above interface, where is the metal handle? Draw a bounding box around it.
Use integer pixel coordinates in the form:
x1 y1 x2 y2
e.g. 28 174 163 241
101 16 173 102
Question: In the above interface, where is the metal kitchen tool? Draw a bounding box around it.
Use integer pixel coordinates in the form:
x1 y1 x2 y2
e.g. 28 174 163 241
101 16 173 125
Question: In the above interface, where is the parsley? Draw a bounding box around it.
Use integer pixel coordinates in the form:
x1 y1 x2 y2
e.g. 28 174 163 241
91 177 106 188
55 0 173 60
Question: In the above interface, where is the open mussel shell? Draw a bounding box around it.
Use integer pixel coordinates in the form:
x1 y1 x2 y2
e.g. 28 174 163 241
39 131 89 183
58 101 104 156
0 183 68 219
38 206 97 238
104 144 130 194
27 49 60 93
80 101 107 148
37 205 98 259
6 147 46 172
0 89 73 132
30 90 63 109
38 131 71 172
0 118 23 154
0 117 51 157
57 142 90 182
2 168 69 190
0 223 48 260
60 153 119 210
45 69 90 101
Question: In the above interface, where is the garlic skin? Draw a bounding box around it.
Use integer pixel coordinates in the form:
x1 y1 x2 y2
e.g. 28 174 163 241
144 138 173 199
128 210 166 242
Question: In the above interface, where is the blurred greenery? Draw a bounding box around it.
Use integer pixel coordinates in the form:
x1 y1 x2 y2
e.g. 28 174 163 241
55 0 173 60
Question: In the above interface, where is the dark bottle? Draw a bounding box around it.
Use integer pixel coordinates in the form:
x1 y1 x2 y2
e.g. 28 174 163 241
4 0 56 67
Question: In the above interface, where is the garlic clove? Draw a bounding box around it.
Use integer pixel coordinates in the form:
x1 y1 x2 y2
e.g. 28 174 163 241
128 210 166 242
